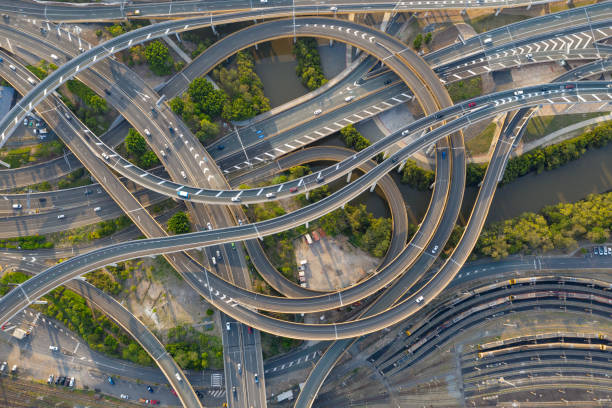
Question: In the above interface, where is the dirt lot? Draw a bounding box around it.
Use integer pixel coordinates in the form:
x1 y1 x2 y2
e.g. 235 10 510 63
293 233 379 291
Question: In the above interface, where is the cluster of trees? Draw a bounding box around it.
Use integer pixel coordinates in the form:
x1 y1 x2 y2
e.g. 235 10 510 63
167 211 191 234
401 159 435 191
66 79 108 114
0 235 53 250
57 168 92 189
124 128 160 169
476 191 612 259
212 51 271 121
1 140 64 168
293 38 327 90
144 40 174 76
26 60 58 80
412 32 433 50
0 272 153 366
340 125 371 151
182 28 215 58
85 270 121 295
467 121 612 187
165 325 223 369
169 77 224 143
87 216 133 241
319 204 392 257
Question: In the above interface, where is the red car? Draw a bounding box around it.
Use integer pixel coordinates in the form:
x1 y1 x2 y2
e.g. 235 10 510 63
170 389 177 396
468 102 477 108
149 400 159 405
248 326 253 334
290 187 298 193
565 84 575 89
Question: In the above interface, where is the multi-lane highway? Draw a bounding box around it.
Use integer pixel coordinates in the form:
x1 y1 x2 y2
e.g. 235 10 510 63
2 2 611 407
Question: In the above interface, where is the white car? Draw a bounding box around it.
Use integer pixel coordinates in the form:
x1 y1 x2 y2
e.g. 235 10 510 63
49 345 59 352
431 245 439 254
120 394 129 400
226 322 231 331
313 109 322 115
207 222 213 231
415 296 424 303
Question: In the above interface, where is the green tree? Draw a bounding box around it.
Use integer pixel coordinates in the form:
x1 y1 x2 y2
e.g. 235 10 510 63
125 128 147 155
167 211 191 234
413 33 423 50
144 40 173 76
424 32 433 44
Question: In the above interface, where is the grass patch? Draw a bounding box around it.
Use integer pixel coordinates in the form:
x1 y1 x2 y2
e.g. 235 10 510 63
0 141 64 168
446 77 482 103
549 0 597 13
57 168 93 189
468 13 530 34
523 112 608 143
467 122 497 155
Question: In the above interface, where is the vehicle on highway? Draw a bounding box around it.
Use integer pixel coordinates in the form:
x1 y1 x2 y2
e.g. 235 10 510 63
216 249 222 260
160 150 166 157
232 386 237 396
431 245 439 254
178 190 189 199
94 207 101 212
144 129 151 137
231 242 236 250
514 90 523 96
27 77 36 85
344 95 355 102
168 125 175 134
47 374 54 384
316 175 325 183
49 345 59 352
12 204 22 210
104 89 111 96
415 296 424 303
468 102 477 108
248 326 253 334
57 214 65 219
483 37 492 45
120 394 129 399
146 385 154 393
174 372 182 382
237 363 241 374
231 196 241 202
254 373 259 384
313 109 322 115
68 377 75 387
149 401 159 405
11 365 17 373
9 64 16 71
226 322 231 331
266 192 276 199
290 187 298 193
217 144 225 150
207 222 213 230
526 53 533 60
50 54 59 61
442 151 447 159
0 362 6 373
212 256 216 266
565 84 575 89
108 376 115 385
180 171 187 179
195 390 203 399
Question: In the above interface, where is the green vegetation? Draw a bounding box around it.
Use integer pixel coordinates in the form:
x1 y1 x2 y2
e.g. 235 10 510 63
293 38 327 90
339 125 383 162
468 13 530 34
66 79 108 114
0 272 153 366
182 28 215 58
144 40 174 76
524 112 608 143
166 325 223 369
48 214 132 246
169 77 224 143
446 77 482 103
124 128 159 169
213 51 271 121
57 168 93 189
400 159 434 191
319 204 392 257
261 331 301 359
30 180 52 192
0 140 64 168
167 211 191 234
105 20 148 38
26 60 58 80
467 121 612 187
85 270 121 296
0 235 53 250
476 191 612 259
466 122 497 155
413 33 423 50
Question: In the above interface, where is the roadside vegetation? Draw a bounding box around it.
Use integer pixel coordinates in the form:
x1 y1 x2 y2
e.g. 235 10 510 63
181 27 215 58
0 235 53 250
144 40 175 76
0 140 64 168
475 191 612 259
293 38 327 90
57 168 93 189
59 79 111 135
123 128 160 169
401 120 612 190
167 211 191 234
523 112 608 142
26 59 58 80
171 50 270 142
165 324 224 369
446 77 482 103
0 272 153 366
467 12 530 34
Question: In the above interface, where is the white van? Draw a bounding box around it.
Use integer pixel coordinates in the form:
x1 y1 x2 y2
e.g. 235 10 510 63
175 373 182 382
27 77 36 85
94 207 101 212
483 37 492 45
513 90 524 96
144 129 151 137
180 171 187 179
313 109 322 115
12 204 22 209
344 95 355 102
211 256 217 266
50 54 59 61
57 214 65 219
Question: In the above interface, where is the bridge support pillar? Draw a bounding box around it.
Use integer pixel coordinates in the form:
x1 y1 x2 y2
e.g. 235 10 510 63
380 12 391 32
305 191 310 201
369 183 376 193
461 9 466 15
526 3 531 10
254 43 258 50
346 171 352 183
341 203 345 209
329 39 333 47
211 25 218 36
397 160 406 173
495 8 502 16
305 221 309 229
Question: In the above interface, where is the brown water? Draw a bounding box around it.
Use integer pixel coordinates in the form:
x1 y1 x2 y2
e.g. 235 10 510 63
252 39 308 108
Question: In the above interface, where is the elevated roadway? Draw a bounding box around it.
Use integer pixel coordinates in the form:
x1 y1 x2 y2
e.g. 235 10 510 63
0 82 609 341
0 0 562 23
